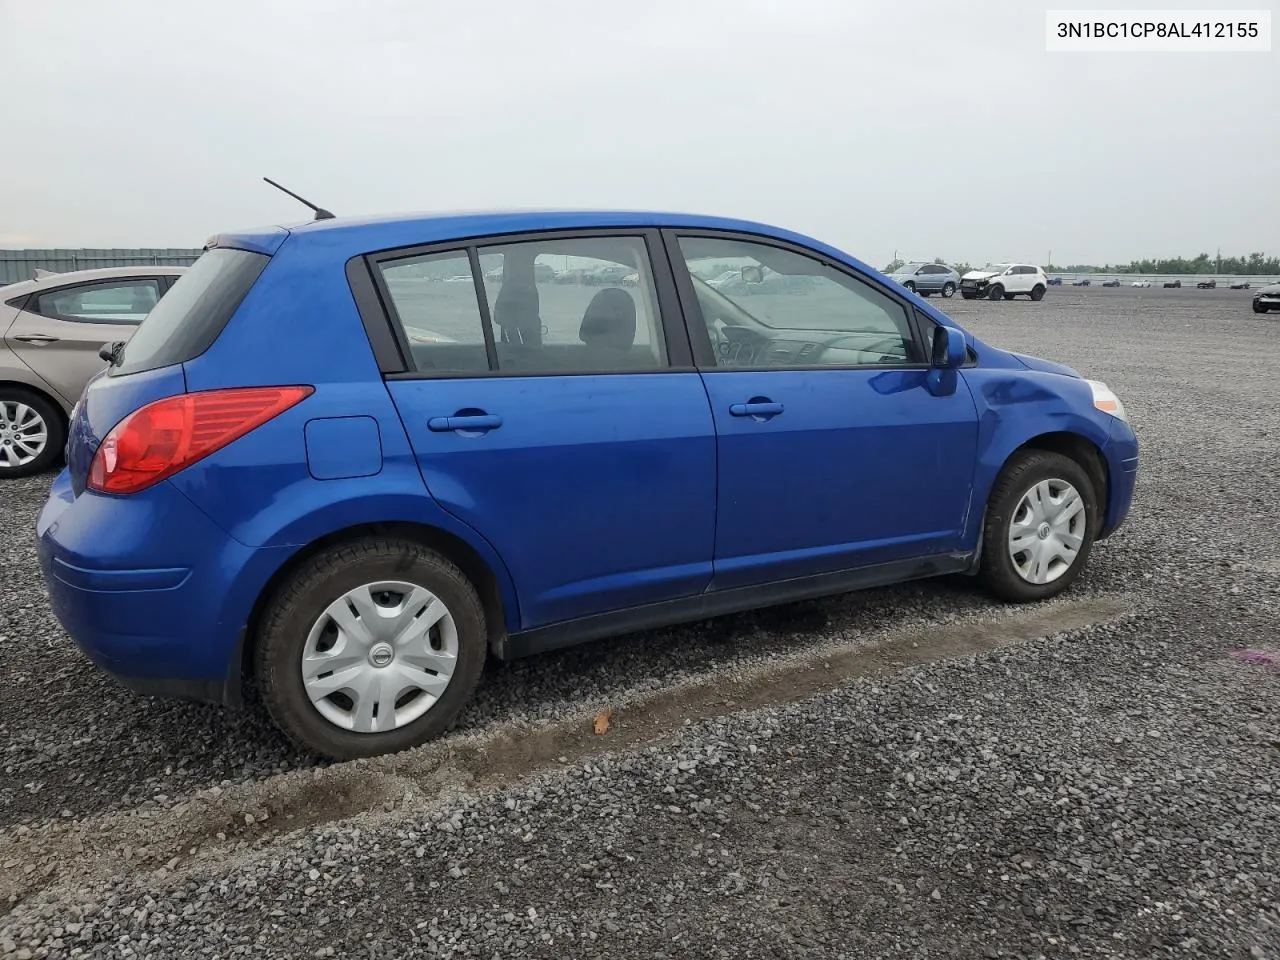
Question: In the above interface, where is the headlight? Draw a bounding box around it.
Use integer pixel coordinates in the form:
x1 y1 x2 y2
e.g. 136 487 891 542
1087 379 1128 423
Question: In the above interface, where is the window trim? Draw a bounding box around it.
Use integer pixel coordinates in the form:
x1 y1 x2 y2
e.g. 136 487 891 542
349 227 695 380
31 277 165 326
660 228 932 373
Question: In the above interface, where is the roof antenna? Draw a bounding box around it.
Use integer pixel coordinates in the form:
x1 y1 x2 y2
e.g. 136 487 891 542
262 176 335 220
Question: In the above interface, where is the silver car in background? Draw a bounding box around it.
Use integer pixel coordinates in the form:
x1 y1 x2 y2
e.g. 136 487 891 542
885 261 961 298
0 265 186 478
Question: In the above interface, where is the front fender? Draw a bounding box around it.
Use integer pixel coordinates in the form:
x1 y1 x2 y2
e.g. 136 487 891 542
960 368 1115 544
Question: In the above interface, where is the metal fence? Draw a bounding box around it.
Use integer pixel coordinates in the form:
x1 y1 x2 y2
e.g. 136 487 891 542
0 248 203 286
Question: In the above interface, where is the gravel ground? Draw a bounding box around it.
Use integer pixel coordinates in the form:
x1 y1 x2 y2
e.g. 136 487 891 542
3 286 1279 958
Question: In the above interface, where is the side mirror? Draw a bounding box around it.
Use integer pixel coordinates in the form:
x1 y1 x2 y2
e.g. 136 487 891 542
99 342 115 362
741 265 764 284
931 325 966 370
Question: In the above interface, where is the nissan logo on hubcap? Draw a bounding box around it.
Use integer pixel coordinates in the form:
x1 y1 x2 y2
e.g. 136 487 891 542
369 643 394 668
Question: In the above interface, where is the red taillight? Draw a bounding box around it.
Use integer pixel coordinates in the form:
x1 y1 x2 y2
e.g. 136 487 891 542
88 386 313 495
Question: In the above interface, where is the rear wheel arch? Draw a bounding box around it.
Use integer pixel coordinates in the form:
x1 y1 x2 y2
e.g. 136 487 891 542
0 379 69 428
0 380 70 475
240 520 511 690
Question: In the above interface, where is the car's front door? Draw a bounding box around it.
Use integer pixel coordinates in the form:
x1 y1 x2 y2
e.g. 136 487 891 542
5 277 163 405
373 231 718 629
666 230 981 591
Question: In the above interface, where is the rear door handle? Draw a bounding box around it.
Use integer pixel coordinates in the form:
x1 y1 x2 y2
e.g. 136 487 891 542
729 401 784 418
12 334 59 345
427 413 503 433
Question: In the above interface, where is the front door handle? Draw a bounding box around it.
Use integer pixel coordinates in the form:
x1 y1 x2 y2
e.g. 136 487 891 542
729 400 784 418
427 413 503 433
12 334 59 345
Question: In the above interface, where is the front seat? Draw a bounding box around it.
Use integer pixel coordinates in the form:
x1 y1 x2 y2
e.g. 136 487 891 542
579 287 637 353
493 250 542 346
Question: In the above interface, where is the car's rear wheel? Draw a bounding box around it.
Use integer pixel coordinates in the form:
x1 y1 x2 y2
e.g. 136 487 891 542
255 537 488 760
0 387 64 479
977 450 1098 603
903 281 916 293
987 284 1004 301
1030 284 1046 301
941 282 956 298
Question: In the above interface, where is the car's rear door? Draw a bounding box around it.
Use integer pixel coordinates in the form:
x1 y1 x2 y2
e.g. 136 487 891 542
368 229 718 630
4 276 164 405
665 229 980 591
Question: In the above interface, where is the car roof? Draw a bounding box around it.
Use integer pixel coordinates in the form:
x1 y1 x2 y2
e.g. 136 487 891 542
1 264 187 298
209 208 865 262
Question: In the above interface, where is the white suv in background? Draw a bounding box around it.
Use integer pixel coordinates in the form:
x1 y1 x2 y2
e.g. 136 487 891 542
960 263 1048 302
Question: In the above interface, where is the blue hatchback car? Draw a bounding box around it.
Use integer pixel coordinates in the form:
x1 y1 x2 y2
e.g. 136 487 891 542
36 209 1138 759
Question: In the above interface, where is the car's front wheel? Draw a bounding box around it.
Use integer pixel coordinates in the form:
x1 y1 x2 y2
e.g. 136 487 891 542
0 388 64 479
1254 302 1269 314
941 282 956 298
987 284 1004 301
977 450 1097 602
903 281 916 294
1030 284 1046 301
255 537 488 760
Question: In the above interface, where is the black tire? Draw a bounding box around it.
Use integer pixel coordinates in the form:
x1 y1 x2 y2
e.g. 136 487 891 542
1254 303 1269 314
1029 284 1046 301
255 537 488 760
0 387 66 479
941 282 956 298
903 281 916 294
988 284 1004 301
977 450 1098 603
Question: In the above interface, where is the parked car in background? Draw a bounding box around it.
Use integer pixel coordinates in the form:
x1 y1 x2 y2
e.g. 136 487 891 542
1196 279 1217 289
1071 278 1091 287
0 265 186 477
1253 282 1280 313
1047 277 1063 286
1164 280 1182 288
35 208 1137 760
960 263 1049 301
1130 280 1152 287
1230 280 1251 290
1101 278 1120 287
885 262 960 298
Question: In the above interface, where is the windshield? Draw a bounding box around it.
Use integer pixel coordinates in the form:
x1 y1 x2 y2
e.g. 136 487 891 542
894 263 924 274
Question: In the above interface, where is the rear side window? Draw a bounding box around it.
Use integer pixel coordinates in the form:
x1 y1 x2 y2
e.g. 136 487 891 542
112 247 268 377
36 280 161 324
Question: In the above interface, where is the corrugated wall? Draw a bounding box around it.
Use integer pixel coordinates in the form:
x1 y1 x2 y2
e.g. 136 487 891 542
0 248 203 285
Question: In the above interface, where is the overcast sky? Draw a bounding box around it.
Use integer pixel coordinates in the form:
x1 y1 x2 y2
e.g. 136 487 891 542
0 0 1274 266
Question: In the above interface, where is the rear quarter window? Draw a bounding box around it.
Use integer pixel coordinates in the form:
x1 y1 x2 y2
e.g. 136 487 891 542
112 247 268 376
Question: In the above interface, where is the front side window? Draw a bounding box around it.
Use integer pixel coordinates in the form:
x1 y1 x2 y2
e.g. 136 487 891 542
676 235 920 368
36 279 160 324
377 235 668 375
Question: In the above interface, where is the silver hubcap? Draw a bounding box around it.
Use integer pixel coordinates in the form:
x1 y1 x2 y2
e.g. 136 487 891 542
0 400 48 468
301 580 458 734
1007 478 1086 585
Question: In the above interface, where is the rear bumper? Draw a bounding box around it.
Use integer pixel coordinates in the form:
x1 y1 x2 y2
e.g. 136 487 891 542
36 469 287 707
1098 417 1139 540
